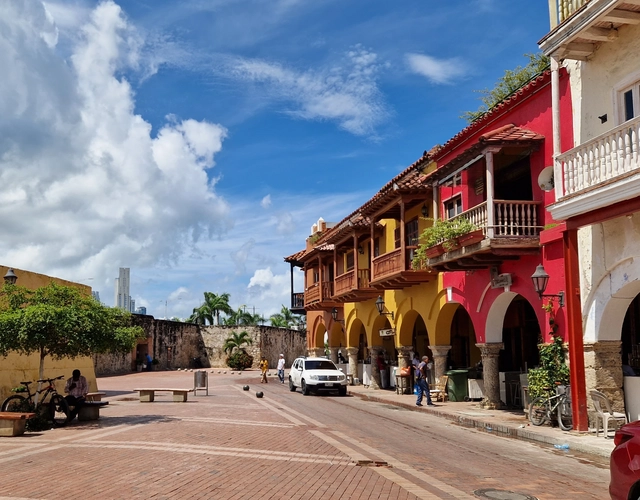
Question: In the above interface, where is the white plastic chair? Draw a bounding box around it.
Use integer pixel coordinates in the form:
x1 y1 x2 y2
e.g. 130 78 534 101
590 390 627 438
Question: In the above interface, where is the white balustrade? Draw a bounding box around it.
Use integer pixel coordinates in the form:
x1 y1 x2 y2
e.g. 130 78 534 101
558 116 640 198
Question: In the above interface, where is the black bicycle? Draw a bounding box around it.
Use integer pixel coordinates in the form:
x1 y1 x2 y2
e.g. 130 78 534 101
1 375 70 426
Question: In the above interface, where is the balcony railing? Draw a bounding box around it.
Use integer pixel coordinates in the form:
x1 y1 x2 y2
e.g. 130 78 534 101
557 116 640 198
449 200 542 237
554 0 588 25
335 271 355 296
291 293 304 310
372 247 403 279
334 269 371 296
304 280 333 306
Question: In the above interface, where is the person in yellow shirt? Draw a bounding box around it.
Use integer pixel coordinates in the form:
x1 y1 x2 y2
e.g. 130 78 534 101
259 357 269 383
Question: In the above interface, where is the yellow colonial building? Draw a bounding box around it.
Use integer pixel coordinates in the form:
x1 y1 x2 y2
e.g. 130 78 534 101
0 266 98 401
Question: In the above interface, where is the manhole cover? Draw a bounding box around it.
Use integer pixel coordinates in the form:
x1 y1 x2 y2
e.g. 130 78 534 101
474 489 538 500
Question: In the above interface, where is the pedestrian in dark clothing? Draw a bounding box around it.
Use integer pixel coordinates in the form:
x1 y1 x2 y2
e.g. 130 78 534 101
415 356 434 407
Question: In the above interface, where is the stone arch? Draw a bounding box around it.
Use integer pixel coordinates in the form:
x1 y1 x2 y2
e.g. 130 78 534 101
347 318 365 348
485 291 518 343
371 313 392 346
311 319 327 349
433 302 460 346
585 259 640 342
397 309 420 347
327 322 345 347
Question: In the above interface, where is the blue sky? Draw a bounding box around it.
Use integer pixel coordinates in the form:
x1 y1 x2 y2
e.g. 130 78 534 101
0 0 550 319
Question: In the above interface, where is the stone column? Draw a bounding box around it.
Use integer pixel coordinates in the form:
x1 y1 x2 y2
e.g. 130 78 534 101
346 347 359 382
308 347 324 358
397 346 412 369
476 342 504 409
430 345 451 380
329 347 339 364
369 345 383 390
584 341 623 414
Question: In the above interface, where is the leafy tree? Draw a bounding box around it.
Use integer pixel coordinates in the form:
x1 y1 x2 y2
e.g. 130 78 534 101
222 330 253 355
462 53 550 123
222 306 262 326
270 305 305 330
188 292 232 325
0 283 145 403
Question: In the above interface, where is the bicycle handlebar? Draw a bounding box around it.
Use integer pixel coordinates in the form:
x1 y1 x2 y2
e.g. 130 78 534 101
36 375 65 383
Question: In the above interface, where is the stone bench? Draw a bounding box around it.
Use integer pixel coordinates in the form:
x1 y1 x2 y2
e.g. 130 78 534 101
133 388 193 403
0 412 35 437
85 392 106 402
77 401 109 421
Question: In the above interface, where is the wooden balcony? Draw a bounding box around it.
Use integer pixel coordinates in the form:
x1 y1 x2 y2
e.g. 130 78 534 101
551 116 640 220
290 292 305 315
333 269 378 302
304 281 337 310
370 247 434 289
427 200 542 271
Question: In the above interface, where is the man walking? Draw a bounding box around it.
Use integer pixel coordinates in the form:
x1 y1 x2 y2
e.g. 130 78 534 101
276 354 286 384
415 356 434 407
259 356 269 383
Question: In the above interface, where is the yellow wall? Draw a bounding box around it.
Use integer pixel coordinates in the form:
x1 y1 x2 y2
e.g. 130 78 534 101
0 266 97 401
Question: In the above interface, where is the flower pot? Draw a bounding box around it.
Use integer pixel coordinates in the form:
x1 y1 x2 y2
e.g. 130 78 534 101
458 229 484 247
424 244 445 258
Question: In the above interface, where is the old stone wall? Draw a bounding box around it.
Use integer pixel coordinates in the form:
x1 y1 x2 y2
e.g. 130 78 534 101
200 325 306 369
94 317 307 375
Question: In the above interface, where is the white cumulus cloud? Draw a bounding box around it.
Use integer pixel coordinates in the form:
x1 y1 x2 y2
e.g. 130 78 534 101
0 0 231 285
405 53 467 85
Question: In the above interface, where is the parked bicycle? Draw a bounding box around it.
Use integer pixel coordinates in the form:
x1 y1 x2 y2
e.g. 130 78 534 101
1 375 70 426
529 384 572 431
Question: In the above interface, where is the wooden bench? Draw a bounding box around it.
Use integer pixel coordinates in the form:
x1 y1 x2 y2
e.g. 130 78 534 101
85 392 106 402
133 388 193 403
77 401 109 421
0 412 35 437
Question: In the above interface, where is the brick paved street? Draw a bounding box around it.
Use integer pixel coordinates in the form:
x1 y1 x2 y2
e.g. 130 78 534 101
0 370 610 499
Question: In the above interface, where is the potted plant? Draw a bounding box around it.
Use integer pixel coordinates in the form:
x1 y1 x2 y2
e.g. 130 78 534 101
458 229 484 247
415 217 478 256
136 357 144 372
151 358 160 371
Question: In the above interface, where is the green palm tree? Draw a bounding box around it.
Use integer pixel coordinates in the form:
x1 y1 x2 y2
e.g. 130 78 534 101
202 292 233 325
188 292 233 325
270 305 304 329
222 330 253 354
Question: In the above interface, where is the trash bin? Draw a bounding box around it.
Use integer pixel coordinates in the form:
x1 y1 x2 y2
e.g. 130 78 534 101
446 369 469 402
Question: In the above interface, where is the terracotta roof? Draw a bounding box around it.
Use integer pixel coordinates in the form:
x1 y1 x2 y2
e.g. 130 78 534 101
284 249 306 263
479 123 544 143
432 124 545 180
433 70 551 162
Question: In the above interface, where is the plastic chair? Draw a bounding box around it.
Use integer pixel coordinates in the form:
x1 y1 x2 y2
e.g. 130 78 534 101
590 389 627 438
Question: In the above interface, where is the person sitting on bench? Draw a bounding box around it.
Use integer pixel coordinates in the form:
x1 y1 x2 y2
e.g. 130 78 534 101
64 369 88 422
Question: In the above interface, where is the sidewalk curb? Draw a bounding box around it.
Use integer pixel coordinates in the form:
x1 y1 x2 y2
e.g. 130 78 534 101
349 390 612 459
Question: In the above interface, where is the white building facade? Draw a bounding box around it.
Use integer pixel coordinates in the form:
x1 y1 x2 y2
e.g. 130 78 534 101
540 0 640 429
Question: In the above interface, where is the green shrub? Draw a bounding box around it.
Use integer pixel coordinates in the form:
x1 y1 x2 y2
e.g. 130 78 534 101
527 335 569 399
226 350 254 371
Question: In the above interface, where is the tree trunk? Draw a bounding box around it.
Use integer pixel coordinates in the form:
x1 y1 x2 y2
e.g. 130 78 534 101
34 349 46 406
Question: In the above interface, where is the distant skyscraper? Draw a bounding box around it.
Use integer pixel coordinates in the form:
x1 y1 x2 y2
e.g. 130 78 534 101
135 306 147 315
92 291 101 303
114 268 134 312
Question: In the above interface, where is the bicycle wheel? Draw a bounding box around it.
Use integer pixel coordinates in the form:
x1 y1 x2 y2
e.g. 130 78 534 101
1 395 28 412
529 396 548 426
48 395 69 427
557 397 573 431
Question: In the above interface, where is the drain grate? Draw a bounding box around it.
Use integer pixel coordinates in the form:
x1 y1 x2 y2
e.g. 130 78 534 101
474 489 538 500
355 460 390 467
